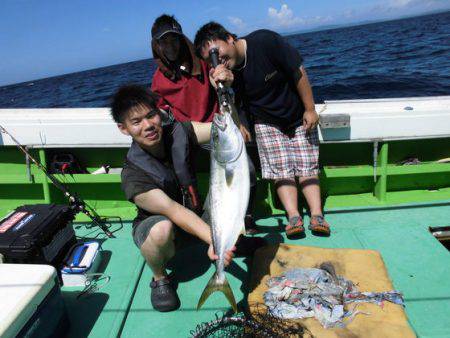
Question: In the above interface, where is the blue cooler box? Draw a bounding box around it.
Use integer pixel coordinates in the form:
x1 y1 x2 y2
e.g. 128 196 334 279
0 264 69 338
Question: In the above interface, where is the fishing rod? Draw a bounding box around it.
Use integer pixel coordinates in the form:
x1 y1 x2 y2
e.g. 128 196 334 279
209 48 242 129
209 48 234 112
0 125 115 238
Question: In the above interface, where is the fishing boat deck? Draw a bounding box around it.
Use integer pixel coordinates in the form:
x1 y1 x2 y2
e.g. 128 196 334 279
1 99 449 337
63 201 450 338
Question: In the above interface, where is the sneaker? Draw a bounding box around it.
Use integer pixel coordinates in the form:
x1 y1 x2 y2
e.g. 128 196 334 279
150 276 180 312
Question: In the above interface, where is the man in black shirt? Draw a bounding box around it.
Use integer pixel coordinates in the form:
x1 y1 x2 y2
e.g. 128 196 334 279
111 85 233 312
194 23 330 237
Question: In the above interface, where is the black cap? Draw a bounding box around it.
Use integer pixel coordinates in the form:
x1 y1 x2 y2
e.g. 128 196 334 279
151 21 182 40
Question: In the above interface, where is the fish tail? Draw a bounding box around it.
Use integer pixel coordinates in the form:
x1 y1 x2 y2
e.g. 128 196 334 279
197 273 237 313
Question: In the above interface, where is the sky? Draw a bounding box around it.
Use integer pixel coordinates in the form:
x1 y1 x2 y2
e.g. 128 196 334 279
0 0 449 86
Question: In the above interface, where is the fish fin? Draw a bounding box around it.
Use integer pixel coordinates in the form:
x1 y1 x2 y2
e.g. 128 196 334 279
201 209 211 224
240 222 246 235
225 166 234 186
203 191 210 212
201 192 211 224
197 273 237 313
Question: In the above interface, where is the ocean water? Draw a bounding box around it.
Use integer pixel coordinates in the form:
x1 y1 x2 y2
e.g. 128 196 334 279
0 11 449 108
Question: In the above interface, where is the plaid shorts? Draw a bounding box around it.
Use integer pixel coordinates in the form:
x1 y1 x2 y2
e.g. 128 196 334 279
254 122 319 179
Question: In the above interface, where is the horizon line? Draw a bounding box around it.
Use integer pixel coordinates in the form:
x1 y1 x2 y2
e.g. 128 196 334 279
1 9 448 88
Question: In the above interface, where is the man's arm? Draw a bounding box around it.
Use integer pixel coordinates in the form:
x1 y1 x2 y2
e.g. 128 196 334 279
191 121 211 144
134 188 211 244
297 66 319 130
134 188 235 265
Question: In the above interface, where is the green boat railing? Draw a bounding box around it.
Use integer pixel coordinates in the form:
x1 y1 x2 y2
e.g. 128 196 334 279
1 137 449 220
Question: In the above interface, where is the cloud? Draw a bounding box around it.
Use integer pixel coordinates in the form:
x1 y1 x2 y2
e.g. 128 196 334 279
387 0 447 8
228 16 246 31
268 4 304 28
389 0 414 7
375 0 450 13
334 0 449 25
204 6 220 14
267 4 332 30
263 1 448 33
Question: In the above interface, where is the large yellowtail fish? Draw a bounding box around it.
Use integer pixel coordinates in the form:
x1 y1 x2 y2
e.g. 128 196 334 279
197 110 250 312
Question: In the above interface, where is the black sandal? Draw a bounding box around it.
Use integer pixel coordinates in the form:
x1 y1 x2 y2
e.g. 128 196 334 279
150 276 180 312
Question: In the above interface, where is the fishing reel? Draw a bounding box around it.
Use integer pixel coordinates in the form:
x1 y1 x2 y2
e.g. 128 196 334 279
66 193 119 238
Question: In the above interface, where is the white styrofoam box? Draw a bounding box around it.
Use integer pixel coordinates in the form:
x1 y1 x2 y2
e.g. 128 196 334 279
0 264 57 338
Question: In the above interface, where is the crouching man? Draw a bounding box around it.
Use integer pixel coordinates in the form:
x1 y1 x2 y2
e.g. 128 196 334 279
111 85 234 312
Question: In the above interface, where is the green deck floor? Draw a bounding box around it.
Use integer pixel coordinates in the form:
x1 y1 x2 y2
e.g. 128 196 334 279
64 201 450 338
63 224 144 338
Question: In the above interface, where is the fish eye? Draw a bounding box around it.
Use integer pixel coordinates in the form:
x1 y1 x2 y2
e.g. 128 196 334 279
211 126 218 139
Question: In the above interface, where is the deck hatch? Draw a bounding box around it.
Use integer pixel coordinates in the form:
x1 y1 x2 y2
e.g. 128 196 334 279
429 225 450 251
319 114 350 129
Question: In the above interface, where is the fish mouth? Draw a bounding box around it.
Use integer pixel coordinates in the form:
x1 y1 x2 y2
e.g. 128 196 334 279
211 112 244 164
213 113 227 131
212 130 244 165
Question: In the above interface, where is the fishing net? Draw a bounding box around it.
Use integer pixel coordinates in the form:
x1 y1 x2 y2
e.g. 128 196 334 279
190 304 310 338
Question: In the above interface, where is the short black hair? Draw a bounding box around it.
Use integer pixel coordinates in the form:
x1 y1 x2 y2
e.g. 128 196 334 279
194 22 237 58
110 85 159 123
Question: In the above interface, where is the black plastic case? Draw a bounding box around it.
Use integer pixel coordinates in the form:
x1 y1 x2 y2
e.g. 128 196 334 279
0 204 76 264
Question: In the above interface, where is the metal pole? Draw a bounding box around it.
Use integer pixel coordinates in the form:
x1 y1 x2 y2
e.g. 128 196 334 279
38 148 51 203
25 146 33 182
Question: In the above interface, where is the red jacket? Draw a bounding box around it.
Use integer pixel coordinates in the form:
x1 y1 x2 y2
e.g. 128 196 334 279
151 59 218 122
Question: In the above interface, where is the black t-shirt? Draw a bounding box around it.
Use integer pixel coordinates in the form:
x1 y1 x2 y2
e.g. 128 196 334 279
234 30 305 131
121 160 183 227
121 121 195 227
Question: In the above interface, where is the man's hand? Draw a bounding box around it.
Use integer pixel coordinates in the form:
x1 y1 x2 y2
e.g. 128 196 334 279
239 125 252 142
208 244 235 267
209 64 234 88
303 110 319 131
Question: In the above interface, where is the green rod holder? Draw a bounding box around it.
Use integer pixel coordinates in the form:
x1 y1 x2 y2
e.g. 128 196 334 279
374 142 389 201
